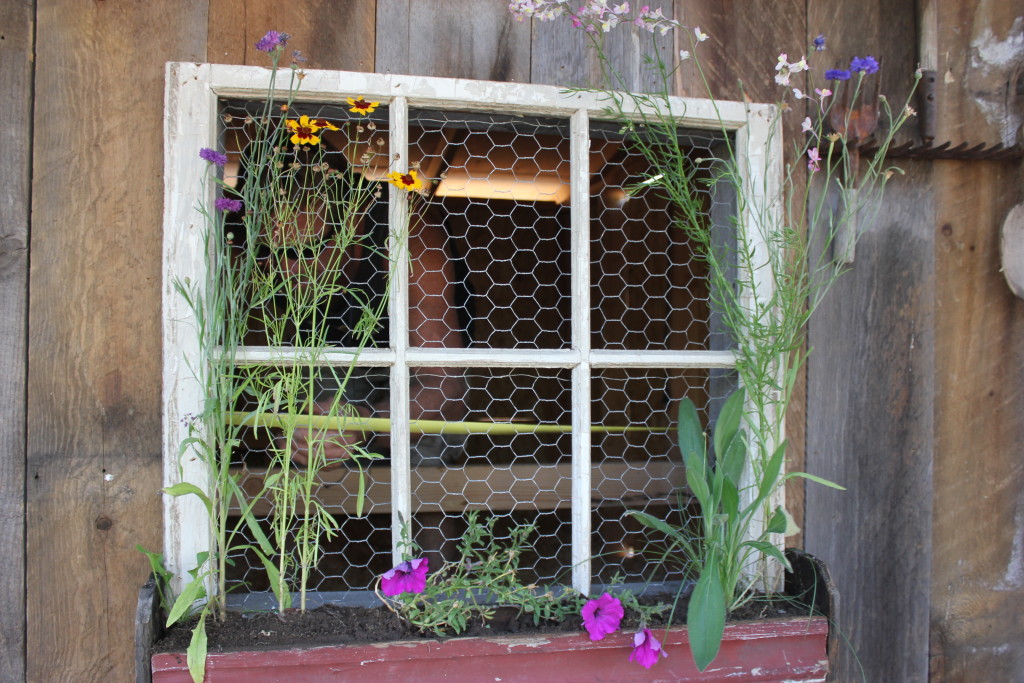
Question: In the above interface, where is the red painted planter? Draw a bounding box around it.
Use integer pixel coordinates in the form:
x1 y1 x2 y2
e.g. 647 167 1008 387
151 616 828 682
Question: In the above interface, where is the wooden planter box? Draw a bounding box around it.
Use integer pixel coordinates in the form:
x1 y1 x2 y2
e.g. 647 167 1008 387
149 615 828 682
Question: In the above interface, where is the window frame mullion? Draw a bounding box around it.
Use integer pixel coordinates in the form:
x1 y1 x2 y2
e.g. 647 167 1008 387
389 96 412 564
570 107 592 595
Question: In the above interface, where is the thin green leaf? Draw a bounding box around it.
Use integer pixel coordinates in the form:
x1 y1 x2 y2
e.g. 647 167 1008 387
627 510 688 545
163 483 213 517
766 506 787 534
787 471 846 490
186 611 207 683
741 540 792 571
719 429 746 487
688 565 726 672
166 577 205 627
713 388 745 461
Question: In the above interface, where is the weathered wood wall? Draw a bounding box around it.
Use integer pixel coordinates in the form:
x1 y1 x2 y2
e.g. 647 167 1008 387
0 2 32 681
9 0 1022 680
929 2 1024 680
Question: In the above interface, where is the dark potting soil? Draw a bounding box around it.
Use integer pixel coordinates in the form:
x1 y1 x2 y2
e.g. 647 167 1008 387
152 553 829 655
152 595 812 655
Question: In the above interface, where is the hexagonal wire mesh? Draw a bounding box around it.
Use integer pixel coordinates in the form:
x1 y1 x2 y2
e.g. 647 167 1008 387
218 99 737 595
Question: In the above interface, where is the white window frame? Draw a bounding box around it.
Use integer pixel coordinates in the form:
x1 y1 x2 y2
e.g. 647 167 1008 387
162 62 783 597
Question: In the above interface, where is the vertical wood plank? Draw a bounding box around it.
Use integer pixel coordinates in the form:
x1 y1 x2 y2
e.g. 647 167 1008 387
0 1 32 680
208 0 377 71
806 164 935 683
804 2 931 681
932 159 1024 682
929 2 1024 680
376 0 531 81
27 2 208 680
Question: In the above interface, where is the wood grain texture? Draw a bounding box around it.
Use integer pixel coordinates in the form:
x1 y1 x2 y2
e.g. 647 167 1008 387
803 3 931 682
806 163 935 683
208 0 377 71
376 0 531 81
929 3 1024 679
27 2 208 680
0 1 32 680
932 160 1024 681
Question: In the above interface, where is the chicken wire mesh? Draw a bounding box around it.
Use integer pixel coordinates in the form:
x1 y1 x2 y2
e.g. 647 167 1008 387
217 99 737 594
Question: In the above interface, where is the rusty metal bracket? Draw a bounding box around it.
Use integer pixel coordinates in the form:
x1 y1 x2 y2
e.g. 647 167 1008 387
862 140 1024 161
917 70 938 143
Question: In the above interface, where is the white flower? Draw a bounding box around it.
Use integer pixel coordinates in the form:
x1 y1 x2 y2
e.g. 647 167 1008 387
801 116 813 133
793 88 806 99
791 56 808 72
679 50 690 61
694 26 708 42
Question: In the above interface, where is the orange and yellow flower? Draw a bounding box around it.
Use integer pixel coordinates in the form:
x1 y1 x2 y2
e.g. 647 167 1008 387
386 170 424 192
313 118 341 131
286 115 321 146
347 96 380 116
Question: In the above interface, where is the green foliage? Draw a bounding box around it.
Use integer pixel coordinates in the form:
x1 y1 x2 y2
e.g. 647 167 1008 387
380 512 585 635
574 21 916 672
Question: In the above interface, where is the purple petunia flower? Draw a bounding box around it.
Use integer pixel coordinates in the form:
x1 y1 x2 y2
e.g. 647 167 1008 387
381 557 430 596
813 34 826 51
628 628 666 669
214 197 242 212
199 147 228 166
255 30 289 53
581 593 624 641
850 55 880 74
825 68 851 81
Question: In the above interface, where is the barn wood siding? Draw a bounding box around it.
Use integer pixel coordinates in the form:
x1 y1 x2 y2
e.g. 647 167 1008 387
14 1 1024 680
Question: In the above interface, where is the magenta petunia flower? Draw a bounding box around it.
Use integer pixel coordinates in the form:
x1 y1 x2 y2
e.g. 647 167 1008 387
214 197 242 212
628 627 666 669
381 557 430 596
581 593 624 641
255 30 289 53
199 147 227 166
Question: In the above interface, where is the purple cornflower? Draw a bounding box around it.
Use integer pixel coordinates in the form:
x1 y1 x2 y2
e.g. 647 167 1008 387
255 30 289 53
850 55 880 74
813 34 826 51
199 148 227 166
380 557 430 596
628 628 666 669
214 197 242 212
825 68 851 81
581 593 624 641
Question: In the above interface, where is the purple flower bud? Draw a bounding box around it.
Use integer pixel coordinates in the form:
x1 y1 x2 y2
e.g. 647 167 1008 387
850 55 880 74
813 34 826 51
825 68 851 81
199 148 228 166
255 30 289 53
214 197 242 212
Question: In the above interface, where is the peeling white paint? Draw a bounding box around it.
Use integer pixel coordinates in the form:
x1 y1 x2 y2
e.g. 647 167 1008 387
995 491 1024 590
968 17 1024 145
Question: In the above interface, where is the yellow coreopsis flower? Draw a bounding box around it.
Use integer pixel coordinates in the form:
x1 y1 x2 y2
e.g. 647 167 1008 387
386 170 424 192
347 96 380 116
313 117 341 131
286 115 321 146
